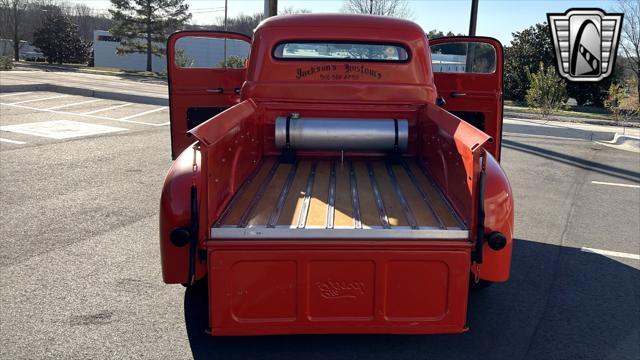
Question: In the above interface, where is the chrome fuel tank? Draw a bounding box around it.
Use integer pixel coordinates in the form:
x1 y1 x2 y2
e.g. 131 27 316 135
275 117 408 151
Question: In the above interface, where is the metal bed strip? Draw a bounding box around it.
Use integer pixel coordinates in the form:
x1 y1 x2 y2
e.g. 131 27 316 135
237 161 280 228
326 161 336 229
385 162 419 229
267 162 299 228
400 161 447 230
349 161 362 229
297 161 317 229
417 162 467 228
366 162 390 229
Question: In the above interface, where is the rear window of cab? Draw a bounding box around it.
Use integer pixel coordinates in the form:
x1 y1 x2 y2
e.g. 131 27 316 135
273 42 410 63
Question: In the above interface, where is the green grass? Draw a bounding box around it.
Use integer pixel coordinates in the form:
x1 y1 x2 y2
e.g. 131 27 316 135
504 104 614 121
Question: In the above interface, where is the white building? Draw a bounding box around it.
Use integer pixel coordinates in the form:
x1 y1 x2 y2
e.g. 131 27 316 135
93 30 250 72
431 53 467 73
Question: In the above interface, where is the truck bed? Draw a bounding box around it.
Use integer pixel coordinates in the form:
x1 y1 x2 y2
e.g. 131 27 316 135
212 158 468 239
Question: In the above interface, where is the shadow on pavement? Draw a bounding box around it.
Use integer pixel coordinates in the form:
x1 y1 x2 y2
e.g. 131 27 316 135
503 139 640 183
183 239 639 360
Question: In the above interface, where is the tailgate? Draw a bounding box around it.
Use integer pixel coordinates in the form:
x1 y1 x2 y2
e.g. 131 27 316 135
208 241 471 335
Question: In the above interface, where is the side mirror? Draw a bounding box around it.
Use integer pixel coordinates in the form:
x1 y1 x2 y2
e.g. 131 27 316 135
436 96 446 107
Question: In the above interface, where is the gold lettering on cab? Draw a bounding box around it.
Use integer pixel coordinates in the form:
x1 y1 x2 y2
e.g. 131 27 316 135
315 280 366 299
295 65 337 79
294 64 383 80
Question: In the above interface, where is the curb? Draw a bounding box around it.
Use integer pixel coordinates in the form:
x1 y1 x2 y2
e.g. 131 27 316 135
0 83 168 106
596 133 640 153
504 111 640 129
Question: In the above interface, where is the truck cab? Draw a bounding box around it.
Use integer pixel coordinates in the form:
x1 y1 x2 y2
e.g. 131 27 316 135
160 14 513 336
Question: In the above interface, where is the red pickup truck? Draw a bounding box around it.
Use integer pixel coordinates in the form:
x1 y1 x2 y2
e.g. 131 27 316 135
160 14 513 336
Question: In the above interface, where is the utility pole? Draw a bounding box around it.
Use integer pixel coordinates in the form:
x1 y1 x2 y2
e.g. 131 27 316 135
468 0 478 36
12 0 19 61
223 0 227 67
264 0 277 18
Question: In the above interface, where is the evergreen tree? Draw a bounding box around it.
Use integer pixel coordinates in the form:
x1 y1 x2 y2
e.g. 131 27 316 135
33 11 89 64
109 0 191 72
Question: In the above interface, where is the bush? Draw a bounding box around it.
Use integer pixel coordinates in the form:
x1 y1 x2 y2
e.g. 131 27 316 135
0 56 13 70
605 83 640 123
526 62 567 118
217 55 246 69
33 12 89 64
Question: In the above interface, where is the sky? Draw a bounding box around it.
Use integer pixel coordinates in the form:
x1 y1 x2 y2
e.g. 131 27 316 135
75 0 621 45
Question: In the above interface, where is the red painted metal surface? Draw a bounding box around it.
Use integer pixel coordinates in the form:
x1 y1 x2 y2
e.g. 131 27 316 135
166 31 251 159
207 241 471 335
188 100 263 226
478 153 514 281
159 13 515 335
430 37 504 161
419 103 492 231
159 145 206 284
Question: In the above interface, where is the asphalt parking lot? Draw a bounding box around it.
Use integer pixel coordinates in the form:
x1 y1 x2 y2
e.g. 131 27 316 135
1 82 639 359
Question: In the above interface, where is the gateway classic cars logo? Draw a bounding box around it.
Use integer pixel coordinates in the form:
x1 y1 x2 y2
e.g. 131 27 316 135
547 8 623 82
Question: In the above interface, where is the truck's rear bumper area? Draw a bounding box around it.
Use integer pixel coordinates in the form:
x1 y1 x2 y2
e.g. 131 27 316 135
207 241 471 335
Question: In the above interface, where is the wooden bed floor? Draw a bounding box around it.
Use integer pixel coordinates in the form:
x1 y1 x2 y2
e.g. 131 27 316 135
213 157 467 239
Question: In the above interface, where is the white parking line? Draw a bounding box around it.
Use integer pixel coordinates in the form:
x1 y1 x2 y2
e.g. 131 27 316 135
81 103 132 115
0 92 32 98
0 102 168 127
119 106 167 120
8 94 69 105
0 137 27 144
581 247 640 260
591 181 640 189
1 120 126 139
46 99 103 110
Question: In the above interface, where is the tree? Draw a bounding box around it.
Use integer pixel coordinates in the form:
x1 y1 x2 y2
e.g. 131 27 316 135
427 29 460 39
217 55 244 69
604 81 639 122
109 0 191 72
32 10 89 64
526 62 567 118
281 7 311 15
605 83 625 121
0 0 29 61
614 0 639 105
504 22 615 106
342 0 412 19
211 12 263 36
504 23 554 102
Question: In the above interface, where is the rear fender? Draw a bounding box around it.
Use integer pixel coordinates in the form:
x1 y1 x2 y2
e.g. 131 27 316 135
478 153 514 281
159 145 207 284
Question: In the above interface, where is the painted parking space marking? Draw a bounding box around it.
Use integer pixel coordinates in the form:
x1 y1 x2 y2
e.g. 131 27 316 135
0 102 167 127
0 120 126 139
591 181 640 189
0 138 27 144
81 103 132 115
0 92 32 98
581 247 640 260
119 106 167 120
8 94 69 105
46 99 103 110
